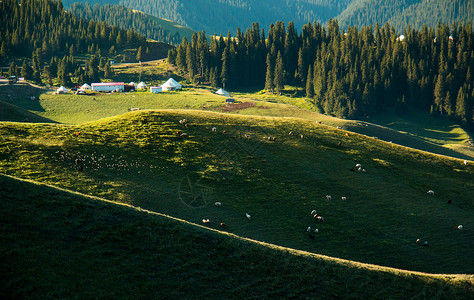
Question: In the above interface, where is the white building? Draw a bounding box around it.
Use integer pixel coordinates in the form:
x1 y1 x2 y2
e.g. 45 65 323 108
150 86 162 93
91 82 125 92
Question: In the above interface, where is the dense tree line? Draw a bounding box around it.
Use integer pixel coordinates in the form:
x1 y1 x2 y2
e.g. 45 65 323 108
0 0 147 86
169 20 474 130
61 0 353 35
68 2 189 45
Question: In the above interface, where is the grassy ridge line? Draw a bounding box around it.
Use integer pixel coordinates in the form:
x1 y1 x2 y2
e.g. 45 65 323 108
1 109 473 274
1 173 473 299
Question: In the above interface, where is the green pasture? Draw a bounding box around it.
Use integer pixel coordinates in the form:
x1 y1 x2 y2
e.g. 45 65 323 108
1 174 472 298
0 110 472 274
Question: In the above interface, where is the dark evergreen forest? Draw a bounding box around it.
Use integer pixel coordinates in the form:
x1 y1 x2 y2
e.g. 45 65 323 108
68 2 187 45
0 0 147 86
168 20 473 130
61 0 474 36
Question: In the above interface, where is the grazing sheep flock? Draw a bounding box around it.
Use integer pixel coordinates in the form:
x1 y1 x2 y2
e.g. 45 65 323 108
173 116 467 252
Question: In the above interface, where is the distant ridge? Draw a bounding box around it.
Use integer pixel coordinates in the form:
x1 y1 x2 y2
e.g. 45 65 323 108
62 0 473 35
68 2 197 45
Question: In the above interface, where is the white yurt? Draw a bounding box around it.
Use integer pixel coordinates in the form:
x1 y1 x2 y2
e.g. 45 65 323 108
215 88 230 97
81 83 91 90
150 86 162 93
56 86 68 94
129 82 137 89
137 81 147 89
161 78 182 91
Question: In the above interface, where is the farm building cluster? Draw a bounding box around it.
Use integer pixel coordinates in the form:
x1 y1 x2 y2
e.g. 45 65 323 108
54 78 184 95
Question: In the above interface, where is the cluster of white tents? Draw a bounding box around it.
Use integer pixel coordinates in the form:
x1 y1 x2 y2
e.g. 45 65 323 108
150 78 182 93
57 78 232 97
129 81 148 90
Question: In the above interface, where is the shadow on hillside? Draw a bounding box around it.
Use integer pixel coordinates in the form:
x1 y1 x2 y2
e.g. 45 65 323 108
0 82 56 123
0 82 48 112
345 122 474 160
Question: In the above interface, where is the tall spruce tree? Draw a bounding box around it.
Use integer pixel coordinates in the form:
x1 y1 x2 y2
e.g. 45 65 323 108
273 51 285 94
264 53 274 92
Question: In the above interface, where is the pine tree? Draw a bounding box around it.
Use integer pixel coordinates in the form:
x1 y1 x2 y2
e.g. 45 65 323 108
8 62 17 77
433 74 446 115
273 51 284 94
264 53 274 93
21 60 33 80
455 86 469 125
104 61 112 79
88 55 100 83
186 43 197 79
41 65 52 86
136 46 143 62
220 47 229 89
306 65 314 98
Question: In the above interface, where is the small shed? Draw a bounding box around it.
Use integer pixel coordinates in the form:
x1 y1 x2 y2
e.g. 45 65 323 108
57 86 68 94
137 81 147 89
81 83 91 90
225 98 235 103
150 86 162 93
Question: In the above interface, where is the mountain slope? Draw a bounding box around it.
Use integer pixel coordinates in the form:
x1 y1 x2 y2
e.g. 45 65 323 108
1 173 473 298
62 0 473 36
0 110 473 274
63 0 354 35
68 3 196 45
338 0 474 30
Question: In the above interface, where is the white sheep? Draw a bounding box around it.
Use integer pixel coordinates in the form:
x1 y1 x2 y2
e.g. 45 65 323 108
341 196 347 201
246 213 251 219
214 202 221 206
458 225 463 230
355 163 362 168
306 226 312 232
244 134 251 139
202 219 210 224
211 127 217 132
427 190 435 195
464 160 469 165
310 209 317 215
314 228 319 233
326 195 332 200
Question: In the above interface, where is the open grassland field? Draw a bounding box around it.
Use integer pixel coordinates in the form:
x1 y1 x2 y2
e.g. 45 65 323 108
2 77 473 160
1 174 473 299
0 110 473 275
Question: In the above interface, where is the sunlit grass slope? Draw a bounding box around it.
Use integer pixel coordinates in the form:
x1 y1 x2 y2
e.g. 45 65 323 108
0 110 472 274
1 174 473 299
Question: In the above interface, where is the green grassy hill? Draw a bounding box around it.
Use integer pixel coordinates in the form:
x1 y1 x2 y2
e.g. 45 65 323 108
1 173 473 298
1 110 472 275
